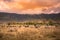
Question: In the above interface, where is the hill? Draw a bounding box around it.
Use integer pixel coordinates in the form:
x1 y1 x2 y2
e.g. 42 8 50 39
0 12 60 22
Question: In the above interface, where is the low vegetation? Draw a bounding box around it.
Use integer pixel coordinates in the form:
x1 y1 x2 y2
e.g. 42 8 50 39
0 20 60 40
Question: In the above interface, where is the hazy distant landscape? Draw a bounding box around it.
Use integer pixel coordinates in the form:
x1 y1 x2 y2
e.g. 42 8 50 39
0 12 60 40
0 12 60 22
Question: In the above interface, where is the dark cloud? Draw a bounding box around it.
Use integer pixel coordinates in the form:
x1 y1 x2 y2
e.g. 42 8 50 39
3 0 13 2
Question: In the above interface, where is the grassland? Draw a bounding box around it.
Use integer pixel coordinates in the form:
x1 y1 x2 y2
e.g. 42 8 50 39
0 20 60 40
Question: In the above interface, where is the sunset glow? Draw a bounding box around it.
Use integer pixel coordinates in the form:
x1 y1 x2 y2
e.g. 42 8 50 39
0 0 60 14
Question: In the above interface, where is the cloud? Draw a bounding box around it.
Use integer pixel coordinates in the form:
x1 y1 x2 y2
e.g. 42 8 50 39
0 0 60 14
3 0 12 2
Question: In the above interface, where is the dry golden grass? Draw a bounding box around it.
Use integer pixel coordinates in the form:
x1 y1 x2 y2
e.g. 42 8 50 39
0 26 60 40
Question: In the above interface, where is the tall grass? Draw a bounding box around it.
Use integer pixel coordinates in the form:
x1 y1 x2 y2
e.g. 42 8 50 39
0 26 60 40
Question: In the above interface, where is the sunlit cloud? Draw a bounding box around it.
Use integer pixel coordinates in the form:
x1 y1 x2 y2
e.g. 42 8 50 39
0 0 60 14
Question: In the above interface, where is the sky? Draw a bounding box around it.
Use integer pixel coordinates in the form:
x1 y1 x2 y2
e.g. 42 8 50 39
0 0 60 14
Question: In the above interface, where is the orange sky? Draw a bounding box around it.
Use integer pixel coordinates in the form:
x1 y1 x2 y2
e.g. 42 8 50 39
0 0 60 14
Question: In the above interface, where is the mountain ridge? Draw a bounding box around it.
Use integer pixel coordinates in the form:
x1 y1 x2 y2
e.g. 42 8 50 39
0 12 60 22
